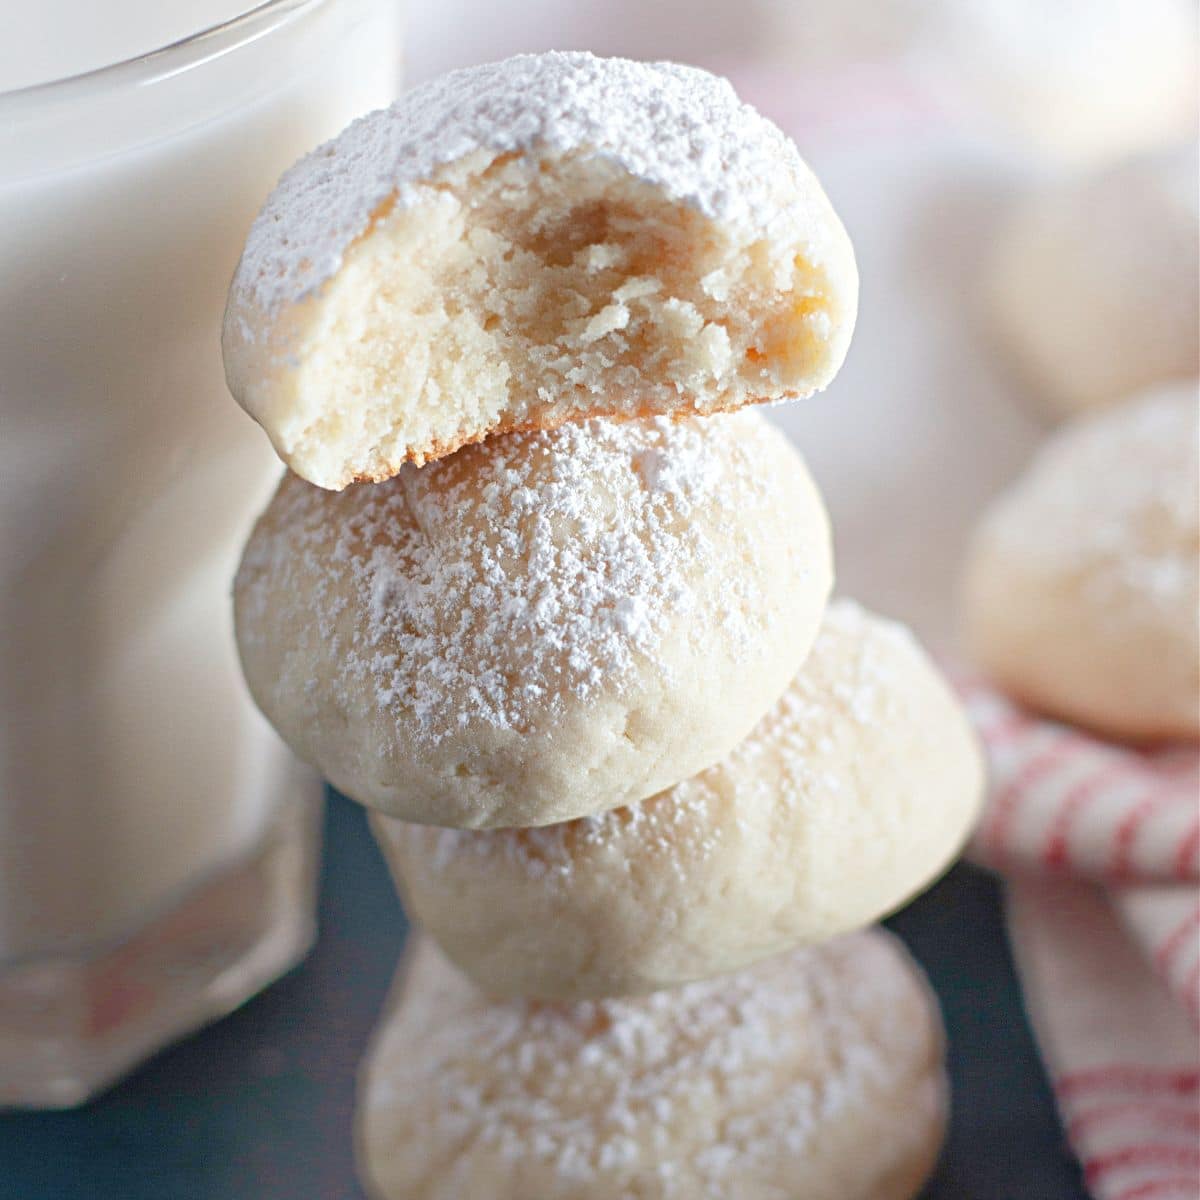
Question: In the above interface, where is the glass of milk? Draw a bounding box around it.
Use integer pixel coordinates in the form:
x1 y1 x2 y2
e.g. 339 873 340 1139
0 0 402 1106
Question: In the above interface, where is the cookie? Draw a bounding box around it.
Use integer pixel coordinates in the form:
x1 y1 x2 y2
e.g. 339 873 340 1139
356 932 946 1200
373 601 983 997
963 384 1199 740
985 147 1198 417
235 411 833 827
223 52 857 489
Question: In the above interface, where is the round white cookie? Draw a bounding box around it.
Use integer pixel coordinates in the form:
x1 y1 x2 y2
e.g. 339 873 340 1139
963 384 1199 741
758 0 1197 166
223 51 857 490
372 600 983 997
235 410 833 828
985 146 1199 417
357 933 946 1200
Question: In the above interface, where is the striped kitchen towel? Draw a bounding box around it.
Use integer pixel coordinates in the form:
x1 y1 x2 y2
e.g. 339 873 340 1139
962 680 1200 1200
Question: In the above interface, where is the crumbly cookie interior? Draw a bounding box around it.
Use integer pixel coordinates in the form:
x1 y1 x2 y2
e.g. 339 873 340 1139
297 149 836 481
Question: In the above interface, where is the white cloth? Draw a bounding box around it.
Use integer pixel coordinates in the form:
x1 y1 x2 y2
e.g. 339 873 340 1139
1009 879 1199 1200
962 681 1199 1197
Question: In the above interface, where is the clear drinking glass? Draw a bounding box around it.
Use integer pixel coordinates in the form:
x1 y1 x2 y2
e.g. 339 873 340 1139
0 0 402 1107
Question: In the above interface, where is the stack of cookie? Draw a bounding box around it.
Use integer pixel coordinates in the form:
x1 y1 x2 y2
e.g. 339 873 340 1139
223 53 984 1199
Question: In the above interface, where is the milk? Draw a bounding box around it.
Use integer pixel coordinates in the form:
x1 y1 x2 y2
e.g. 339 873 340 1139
0 0 402 1102
0 0 258 92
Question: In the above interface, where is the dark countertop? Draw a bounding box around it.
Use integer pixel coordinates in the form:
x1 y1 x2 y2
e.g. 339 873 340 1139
0 790 1090 1199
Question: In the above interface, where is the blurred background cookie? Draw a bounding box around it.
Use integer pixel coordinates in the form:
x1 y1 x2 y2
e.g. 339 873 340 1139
984 146 1199 418
962 384 1199 741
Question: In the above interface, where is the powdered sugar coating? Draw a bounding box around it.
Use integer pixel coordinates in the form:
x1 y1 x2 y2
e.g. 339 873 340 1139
372 600 982 997
243 413 763 739
236 51 827 315
358 934 945 1199
234 409 832 826
424 599 923 878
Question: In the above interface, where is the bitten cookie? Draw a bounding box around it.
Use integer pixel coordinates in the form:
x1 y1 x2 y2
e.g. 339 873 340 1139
985 146 1198 417
356 933 946 1200
223 51 857 489
235 411 833 828
372 600 983 998
962 384 1199 741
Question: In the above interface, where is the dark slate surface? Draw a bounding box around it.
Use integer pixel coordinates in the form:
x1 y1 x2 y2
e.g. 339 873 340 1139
0 789 1090 1199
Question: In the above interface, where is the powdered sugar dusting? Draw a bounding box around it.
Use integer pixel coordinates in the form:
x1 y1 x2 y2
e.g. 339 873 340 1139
235 51 823 314
237 411 783 745
365 934 938 1196
420 599 917 877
